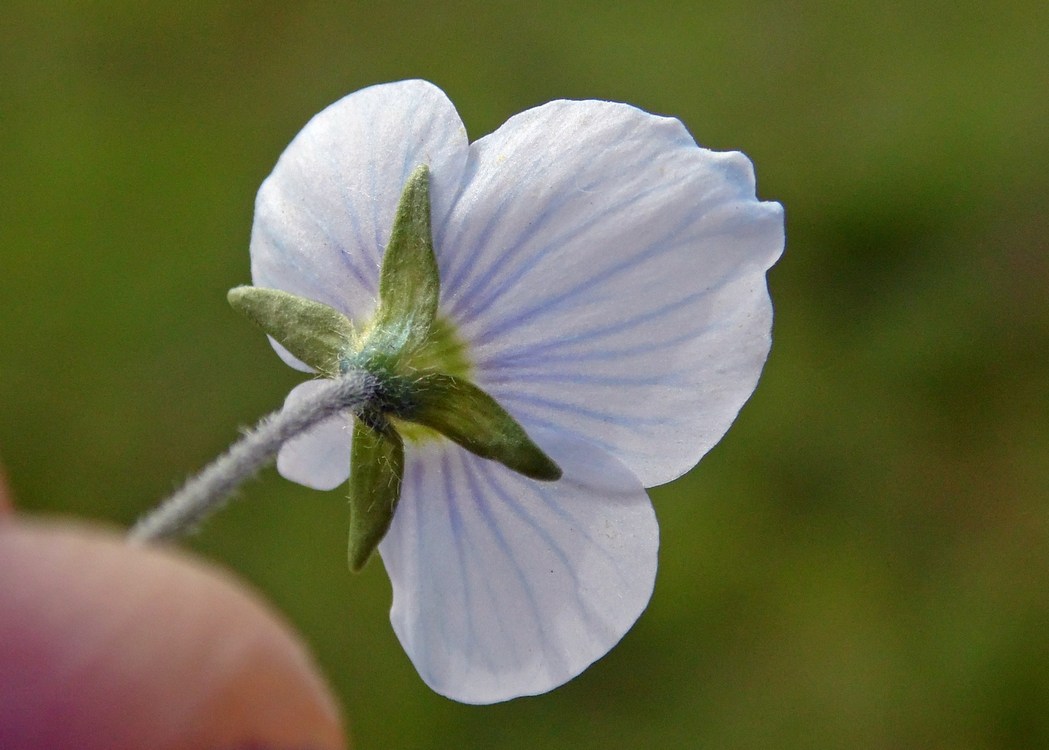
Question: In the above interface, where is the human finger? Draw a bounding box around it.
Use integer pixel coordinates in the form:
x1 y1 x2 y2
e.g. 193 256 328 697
0 520 346 750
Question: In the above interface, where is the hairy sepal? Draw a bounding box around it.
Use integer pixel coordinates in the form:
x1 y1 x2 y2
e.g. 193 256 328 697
228 287 355 376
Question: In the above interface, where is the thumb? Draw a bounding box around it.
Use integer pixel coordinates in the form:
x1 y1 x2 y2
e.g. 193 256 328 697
0 519 346 750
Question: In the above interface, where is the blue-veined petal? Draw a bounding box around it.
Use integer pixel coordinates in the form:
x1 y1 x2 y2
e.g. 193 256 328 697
275 381 353 490
251 80 470 371
377 429 658 704
436 99 784 487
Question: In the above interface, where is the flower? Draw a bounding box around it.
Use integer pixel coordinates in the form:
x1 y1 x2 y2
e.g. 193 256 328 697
247 80 784 704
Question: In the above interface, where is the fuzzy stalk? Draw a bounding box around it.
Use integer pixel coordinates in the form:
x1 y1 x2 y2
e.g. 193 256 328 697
129 370 379 542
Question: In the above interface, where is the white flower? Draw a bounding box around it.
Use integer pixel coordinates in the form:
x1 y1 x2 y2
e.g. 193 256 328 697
249 80 784 703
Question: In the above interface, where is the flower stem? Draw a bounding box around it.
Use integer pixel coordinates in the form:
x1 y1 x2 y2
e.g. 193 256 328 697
129 370 379 543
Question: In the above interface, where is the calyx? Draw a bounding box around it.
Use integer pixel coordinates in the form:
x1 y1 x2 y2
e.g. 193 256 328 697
231 165 560 570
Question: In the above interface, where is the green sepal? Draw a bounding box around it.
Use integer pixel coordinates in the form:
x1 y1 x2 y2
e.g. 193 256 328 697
404 372 562 481
367 164 440 358
228 287 355 377
347 417 405 572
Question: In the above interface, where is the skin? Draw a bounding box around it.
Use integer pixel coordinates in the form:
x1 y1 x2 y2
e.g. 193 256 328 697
0 471 346 750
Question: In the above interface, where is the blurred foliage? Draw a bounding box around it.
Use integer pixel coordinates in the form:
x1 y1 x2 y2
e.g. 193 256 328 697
2 1 1048 747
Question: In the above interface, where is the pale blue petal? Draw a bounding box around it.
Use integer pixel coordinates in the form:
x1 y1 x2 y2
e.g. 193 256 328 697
378 430 658 704
275 381 352 490
268 338 313 374
250 80 470 370
437 99 784 487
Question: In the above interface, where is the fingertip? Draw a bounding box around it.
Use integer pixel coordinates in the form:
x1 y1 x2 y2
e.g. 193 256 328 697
0 520 346 750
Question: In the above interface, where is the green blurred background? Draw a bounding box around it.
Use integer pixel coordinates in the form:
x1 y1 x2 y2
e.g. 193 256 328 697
3 1 1048 747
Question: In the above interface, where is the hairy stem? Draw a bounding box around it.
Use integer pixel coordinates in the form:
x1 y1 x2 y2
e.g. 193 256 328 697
129 370 379 543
